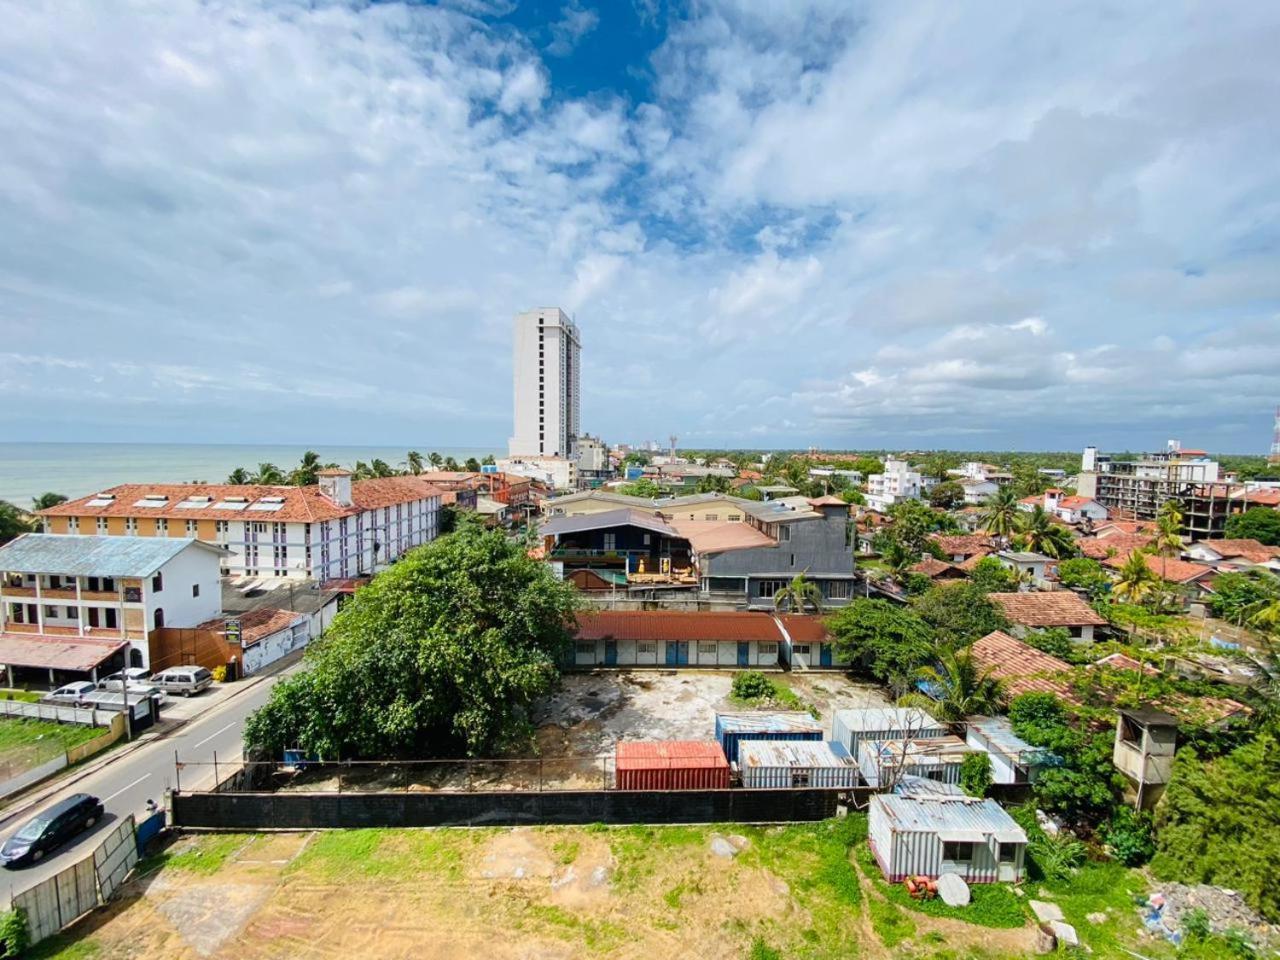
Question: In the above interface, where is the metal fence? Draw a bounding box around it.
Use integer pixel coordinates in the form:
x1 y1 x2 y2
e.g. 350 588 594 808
0 700 118 727
9 815 138 947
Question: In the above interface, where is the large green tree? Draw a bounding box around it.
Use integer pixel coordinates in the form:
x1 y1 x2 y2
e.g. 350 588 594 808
243 524 579 759
928 480 965 510
1017 506 1077 559
968 556 1019 593
31 492 67 511
0 501 32 544
1153 735 1280 922
827 599 936 692
911 581 1010 647
903 646 1006 722
1208 570 1279 625
1224 507 1280 546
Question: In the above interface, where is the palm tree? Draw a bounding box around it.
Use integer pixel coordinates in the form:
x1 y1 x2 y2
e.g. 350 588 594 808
481 454 496 466
1152 501 1184 584
0 500 32 544
1247 596 1280 634
1111 550 1159 605
31 492 68 511
443 456 460 471
428 452 444 469
1018 506 1076 559
369 459 395 478
351 461 373 480
901 647 1006 722
881 540 918 584
290 450 322 487
226 467 251 485
253 463 286 485
464 457 482 473
980 487 1021 543
772 572 824 614
406 451 425 475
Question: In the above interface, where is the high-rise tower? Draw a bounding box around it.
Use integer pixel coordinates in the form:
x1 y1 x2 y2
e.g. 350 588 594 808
1270 404 1280 465
509 308 581 458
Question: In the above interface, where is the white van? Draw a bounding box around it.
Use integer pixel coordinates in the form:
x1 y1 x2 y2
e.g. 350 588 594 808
150 666 214 697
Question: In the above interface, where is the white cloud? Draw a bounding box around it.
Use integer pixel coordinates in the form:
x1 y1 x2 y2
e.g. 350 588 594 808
547 2 600 57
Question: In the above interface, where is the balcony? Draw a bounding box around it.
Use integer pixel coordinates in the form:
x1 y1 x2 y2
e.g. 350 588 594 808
0 586 36 599
41 588 78 601
0 622 139 642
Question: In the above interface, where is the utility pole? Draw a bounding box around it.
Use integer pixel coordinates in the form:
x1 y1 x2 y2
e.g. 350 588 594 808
121 639 132 742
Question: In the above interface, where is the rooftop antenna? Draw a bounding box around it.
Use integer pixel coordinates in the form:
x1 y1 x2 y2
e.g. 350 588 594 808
669 434 678 458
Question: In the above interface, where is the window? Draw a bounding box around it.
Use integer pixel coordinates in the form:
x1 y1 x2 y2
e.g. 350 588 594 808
942 841 975 862
998 843 1018 863
778 525 791 542
215 520 228 536
727 514 741 521
125 517 137 535
759 642 777 655
828 581 851 600
638 642 657 654
793 644 810 655
790 553 796 567
698 642 717 655
105 609 117 628
791 771 811 788
153 608 165 630
756 579 787 598
186 520 198 535
66 606 77 620
151 573 163 592
68 517 79 533
45 605 57 617
155 518 167 535
706 514 718 521
191 584 200 598
96 517 109 534
603 533 616 551
575 642 595 655
102 577 114 592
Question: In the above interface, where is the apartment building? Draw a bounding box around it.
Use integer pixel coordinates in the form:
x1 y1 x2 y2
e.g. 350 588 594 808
865 457 922 512
0 535 224 674
1077 441 1227 535
509 307 581 458
39 470 442 583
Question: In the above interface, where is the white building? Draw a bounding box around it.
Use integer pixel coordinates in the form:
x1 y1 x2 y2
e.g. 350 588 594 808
1018 489 1109 524
40 472 443 584
509 307 581 458
865 457 923 512
497 455 576 491
0 534 224 674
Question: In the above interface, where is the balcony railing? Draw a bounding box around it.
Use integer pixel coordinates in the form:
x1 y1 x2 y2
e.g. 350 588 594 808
0 586 36 598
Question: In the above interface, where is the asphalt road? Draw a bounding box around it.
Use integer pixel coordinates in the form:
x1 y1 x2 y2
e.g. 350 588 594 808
0 663 299 897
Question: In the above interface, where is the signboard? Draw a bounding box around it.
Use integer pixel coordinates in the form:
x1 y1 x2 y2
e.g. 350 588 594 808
225 618 241 645
123 586 142 603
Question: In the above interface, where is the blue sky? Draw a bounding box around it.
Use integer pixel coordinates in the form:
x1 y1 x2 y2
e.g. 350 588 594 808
1 1 1278 454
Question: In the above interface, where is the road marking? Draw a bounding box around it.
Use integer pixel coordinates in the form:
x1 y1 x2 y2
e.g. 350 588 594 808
190 721 239 751
103 774 150 803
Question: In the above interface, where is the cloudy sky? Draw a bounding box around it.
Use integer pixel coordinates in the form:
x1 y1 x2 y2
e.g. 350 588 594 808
2 1 1278 453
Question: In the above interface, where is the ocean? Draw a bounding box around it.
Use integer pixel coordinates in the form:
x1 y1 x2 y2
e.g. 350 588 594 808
0 442 502 507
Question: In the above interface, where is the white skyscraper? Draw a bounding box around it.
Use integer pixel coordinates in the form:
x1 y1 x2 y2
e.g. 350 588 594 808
509 307 581 458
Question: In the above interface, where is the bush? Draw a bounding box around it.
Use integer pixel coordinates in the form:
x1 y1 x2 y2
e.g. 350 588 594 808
959 752 993 798
1026 833 1086 882
0 907 29 959
1100 807 1155 866
731 671 774 701
1024 627 1073 660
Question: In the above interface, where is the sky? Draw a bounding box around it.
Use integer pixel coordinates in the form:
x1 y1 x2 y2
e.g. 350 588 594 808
1 1 1279 454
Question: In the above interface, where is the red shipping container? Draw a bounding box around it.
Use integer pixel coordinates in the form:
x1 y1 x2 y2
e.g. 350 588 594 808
615 740 730 791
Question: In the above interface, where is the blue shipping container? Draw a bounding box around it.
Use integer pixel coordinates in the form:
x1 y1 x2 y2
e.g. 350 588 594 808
715 712 823 763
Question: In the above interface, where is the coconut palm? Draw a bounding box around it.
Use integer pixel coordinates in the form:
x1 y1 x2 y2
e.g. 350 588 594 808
1247 596 1280 634
406 451 425 475
253 463 286 485
428 452 444 469
901 647 1006 723
369 459 396 478
1018 506 1077 559
1111 550 1159 605
31 492 68 511
226 467 251 485
290 450 322 486
772 572 825 614
980 487 1021 542
1152 501 1184 584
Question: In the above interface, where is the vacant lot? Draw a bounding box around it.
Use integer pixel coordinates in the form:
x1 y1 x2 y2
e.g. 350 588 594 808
33 818 1037 960
0 717 104 782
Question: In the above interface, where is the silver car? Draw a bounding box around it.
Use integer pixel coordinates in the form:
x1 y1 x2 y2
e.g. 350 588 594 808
149 667 214 697
43 681 97 705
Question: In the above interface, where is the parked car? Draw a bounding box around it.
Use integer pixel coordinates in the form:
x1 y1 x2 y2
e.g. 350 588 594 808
101 668 151 685
149 666 214 697
0 793 104 868
96 678 167 702
43 681 97 705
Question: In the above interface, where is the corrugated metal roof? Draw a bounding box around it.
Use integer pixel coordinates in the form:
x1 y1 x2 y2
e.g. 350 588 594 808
539 509 678 538
833 707 944 734
0 633 126 671
616 740 728 771
964 715 1051 762
715 712 822 734
872 794 1027 843
738 739 852 769
0 534 224 577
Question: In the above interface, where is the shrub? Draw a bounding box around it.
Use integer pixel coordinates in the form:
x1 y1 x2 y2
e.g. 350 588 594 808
1026 833 1086 882
959 751 993 798
1100 807 1155 866
0 907 29 959
731 671 774 701
211 664 228 684
1024 627 1073 660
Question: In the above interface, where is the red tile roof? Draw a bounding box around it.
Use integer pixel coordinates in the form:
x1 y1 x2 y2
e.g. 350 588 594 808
910 557 959 578
1091 652 1159 676
988 592 1107 627
1194 539 1280 564
958 550 993 572
0 632 126 671
197 607 303 646
930 534 995 556
40 479 443 524
1077 534 1153 559
1101 552 1214 584
575 611 785 643
775 615 832 643
970 631 1077 703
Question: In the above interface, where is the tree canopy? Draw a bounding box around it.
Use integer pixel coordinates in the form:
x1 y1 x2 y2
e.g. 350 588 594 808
968 556 1019 593
1224 507 1280 546
0 501 32 544
243 523 579 759
827 599 935 692
910 582 1010 647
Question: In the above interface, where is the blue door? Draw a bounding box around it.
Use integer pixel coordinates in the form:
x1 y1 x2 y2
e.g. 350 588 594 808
666 641 689 665
604 640 617 666
820 644 833 667
737 642 750 667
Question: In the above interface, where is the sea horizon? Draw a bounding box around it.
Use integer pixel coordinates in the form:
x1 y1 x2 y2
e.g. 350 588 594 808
0 441 504 507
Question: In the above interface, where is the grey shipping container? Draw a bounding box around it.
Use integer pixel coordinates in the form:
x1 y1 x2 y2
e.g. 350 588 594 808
715 712 822 763
831 707 947 757
737 740 859 789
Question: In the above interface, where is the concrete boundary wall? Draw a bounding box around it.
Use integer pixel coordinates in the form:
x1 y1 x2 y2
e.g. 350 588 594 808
171 787 855 830
0 700 117 727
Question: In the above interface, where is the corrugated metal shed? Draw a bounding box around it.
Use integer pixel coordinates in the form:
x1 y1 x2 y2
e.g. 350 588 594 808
872 794 1027 842
963 716 1054 764
858 735 972 788
868 794 1027 884
0 534 223 577
737 740 858 789
832 707 947 755
615 740 730 791
715 712 823 763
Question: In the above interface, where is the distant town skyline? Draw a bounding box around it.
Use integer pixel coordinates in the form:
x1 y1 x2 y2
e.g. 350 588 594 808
2 3 1278 452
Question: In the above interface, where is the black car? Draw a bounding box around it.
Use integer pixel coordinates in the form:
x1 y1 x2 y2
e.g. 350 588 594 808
0 793 104 868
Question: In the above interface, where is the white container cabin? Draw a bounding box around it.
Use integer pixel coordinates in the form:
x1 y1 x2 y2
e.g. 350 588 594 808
868 794 1027 883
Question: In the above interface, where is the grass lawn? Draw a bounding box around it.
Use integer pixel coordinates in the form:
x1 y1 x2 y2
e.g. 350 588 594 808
0 717 103 757
0 688 45 703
